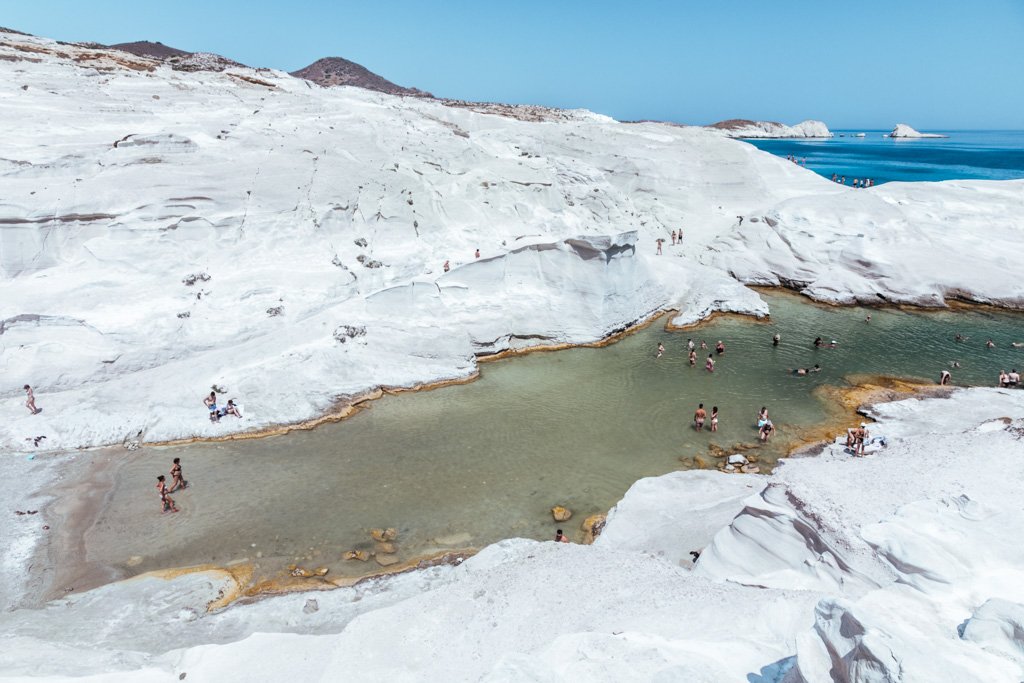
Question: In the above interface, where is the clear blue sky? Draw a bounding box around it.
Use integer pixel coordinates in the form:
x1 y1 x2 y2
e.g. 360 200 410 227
6 0 1023 129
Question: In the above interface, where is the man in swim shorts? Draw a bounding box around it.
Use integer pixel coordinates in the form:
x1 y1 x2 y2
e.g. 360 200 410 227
694 403 707 431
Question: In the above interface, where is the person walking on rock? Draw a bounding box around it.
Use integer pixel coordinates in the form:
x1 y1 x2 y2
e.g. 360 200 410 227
23 385 40 415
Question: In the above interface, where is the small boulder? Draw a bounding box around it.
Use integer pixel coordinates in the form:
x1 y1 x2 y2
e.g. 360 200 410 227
551 506 572 522
314 567 329 576
581 514 607 544
741 464 761 474
343 550 370 562
727 454 748 466
303 599 319 614
371 527 398 542
375 553 400 567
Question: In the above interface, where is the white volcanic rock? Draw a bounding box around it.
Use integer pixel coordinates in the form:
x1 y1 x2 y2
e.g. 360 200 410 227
595 469 759 565
707 179 1024 307
710 118 833 138
0 31 832 453
6 389 1024 681
888 123 947 138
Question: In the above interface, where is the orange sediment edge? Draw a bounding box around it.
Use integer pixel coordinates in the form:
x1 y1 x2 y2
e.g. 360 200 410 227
665 309 770 332
783 374 952 454
139 550 478 612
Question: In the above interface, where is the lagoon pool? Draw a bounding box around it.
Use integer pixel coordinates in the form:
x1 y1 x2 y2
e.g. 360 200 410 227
77 291 1024 588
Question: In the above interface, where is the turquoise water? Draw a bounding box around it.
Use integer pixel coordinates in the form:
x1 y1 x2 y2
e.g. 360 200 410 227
77 292 1024 588
746 130 1024 185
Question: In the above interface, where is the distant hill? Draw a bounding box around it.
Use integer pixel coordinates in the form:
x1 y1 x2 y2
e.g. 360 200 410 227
108 40 189 60
290 56 431 97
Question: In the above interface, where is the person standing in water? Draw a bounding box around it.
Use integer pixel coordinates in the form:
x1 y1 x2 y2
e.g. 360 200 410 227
555 529 570 543
1009 369 1020 387
656 343 664 359
715 340 725 355
705 354 715 372
687 338 695 352
688 348 697 366
772 333 780 347
168 457 188 493
694 403 707 431
156 475 178 513
939 370 952 385
999 370 1010 387
757 407 769 427
700 340 708 350
23 385 40 415
759 420 775 442
710 406 719 432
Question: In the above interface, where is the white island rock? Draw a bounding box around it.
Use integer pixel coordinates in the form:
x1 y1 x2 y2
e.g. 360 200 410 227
709 118 833 138
887 123 948 138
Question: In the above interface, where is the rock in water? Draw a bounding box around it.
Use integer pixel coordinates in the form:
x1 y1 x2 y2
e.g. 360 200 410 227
344 550 370 562
551 506 572 522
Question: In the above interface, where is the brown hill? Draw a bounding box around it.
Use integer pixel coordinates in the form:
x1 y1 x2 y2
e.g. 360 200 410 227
108 40 190 60
290 57 430 97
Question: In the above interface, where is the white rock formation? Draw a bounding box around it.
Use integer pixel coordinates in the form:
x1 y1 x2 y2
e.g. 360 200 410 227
5 389 1024 681
710 118 833 138
888 123 948 138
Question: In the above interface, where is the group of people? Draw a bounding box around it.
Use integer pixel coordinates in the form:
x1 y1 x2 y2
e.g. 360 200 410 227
999 369 1021 388
787 155 806 165
203 391 242 423
830 174 875 188
655 230 685 255
155 457 188 513
692 403 719 432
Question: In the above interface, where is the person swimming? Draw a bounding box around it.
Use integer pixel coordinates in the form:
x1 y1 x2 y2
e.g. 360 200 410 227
772 333 780 346
715 341 725 355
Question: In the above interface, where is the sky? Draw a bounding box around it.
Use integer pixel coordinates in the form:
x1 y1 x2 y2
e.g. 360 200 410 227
4 0 1023 129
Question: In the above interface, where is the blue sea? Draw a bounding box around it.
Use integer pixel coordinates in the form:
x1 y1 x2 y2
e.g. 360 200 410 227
745 130 1024 185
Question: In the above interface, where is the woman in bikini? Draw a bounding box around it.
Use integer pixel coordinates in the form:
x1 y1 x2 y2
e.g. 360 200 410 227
710 406 719 432
689 349 697 366
705 354 715 372
168 457 187 492
156 475 178 513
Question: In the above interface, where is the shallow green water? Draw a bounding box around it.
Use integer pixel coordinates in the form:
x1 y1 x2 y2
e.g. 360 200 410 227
85 292 1024 583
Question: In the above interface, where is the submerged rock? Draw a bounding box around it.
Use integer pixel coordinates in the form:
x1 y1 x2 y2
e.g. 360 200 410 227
371 528 398 542
375 554 400 567
551 506 572 522
344 550 370 562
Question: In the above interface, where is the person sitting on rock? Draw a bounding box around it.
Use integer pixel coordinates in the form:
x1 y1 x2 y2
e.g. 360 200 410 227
219 399 243 418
